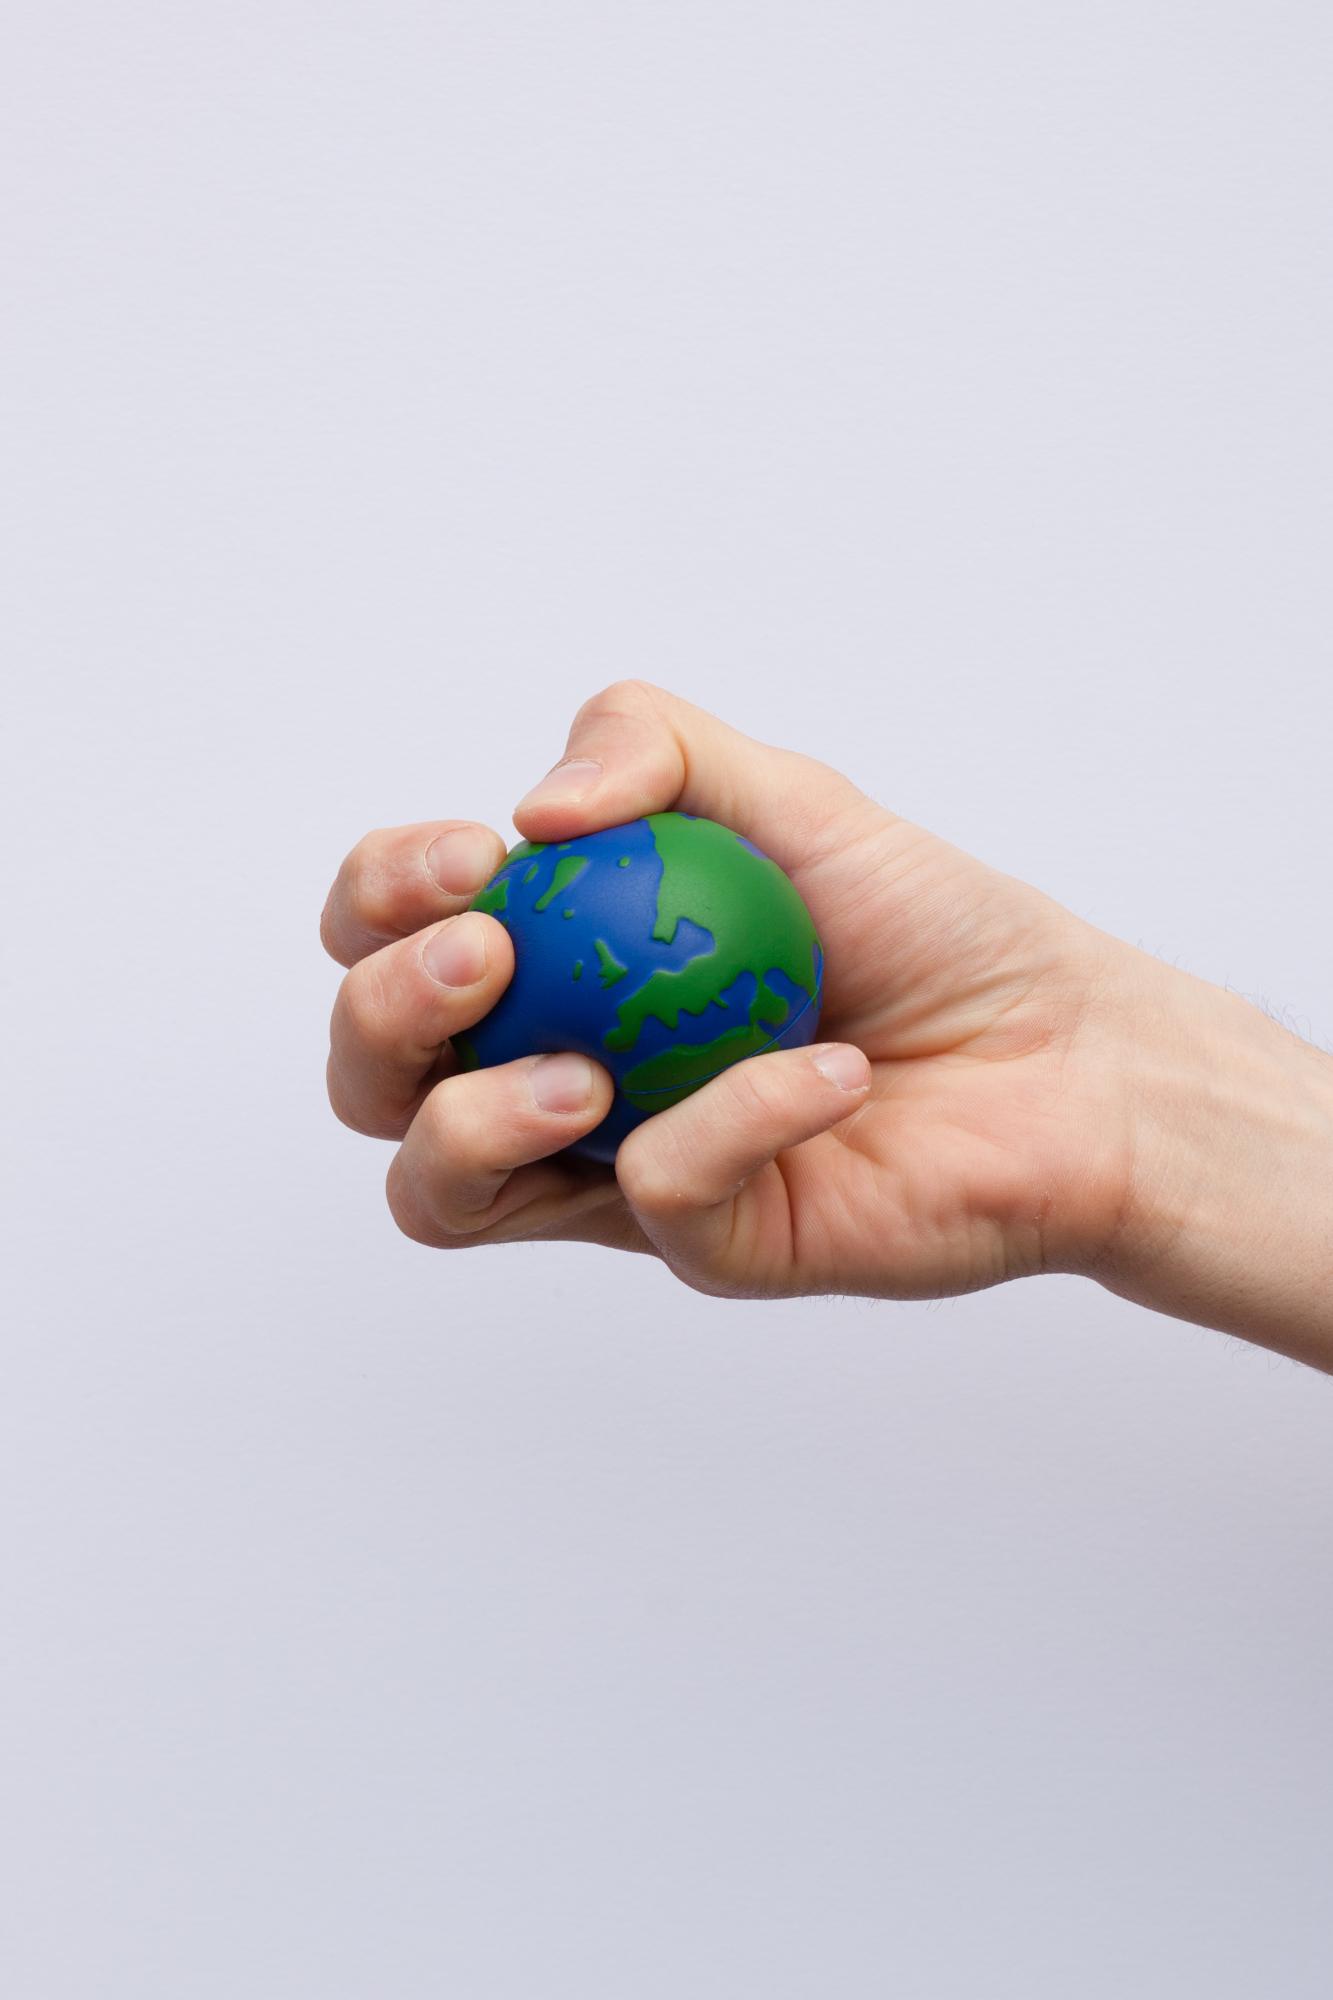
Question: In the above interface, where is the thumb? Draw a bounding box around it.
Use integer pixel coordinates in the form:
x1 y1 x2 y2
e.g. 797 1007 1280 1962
511 679 881 875
612 1039 872 1295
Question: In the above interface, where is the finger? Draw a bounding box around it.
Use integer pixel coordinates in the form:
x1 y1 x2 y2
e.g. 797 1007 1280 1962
386 1052 620 1246
327 911 513 1138
320 819 511 968
613 1041 873 1294
510 679 882 878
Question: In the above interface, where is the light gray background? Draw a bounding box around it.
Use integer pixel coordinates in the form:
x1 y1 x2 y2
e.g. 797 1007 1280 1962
3 3 1331 1994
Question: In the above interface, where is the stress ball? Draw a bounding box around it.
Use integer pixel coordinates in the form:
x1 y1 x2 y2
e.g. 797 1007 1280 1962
454 811 824 1164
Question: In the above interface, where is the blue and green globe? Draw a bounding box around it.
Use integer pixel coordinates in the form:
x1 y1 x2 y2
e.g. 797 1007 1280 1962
455 811 825 1163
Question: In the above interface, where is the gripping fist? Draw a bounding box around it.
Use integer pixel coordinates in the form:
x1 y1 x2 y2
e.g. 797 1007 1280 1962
320 680 1142 1304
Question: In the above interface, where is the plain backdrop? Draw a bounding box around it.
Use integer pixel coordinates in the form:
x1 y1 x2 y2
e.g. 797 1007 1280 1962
2 4 1331 1995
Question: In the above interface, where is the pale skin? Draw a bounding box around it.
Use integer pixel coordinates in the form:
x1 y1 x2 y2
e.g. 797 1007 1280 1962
321 680 1333 1374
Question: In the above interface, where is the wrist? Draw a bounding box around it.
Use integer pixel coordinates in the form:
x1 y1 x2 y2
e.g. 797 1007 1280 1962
1083 944 1333 1368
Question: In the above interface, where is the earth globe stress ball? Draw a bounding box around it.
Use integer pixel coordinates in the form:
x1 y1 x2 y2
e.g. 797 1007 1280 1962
453 811 824 1165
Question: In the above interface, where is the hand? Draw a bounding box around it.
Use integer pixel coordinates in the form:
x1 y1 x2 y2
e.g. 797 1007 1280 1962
319 680 1333 1369
321 680 1136 1294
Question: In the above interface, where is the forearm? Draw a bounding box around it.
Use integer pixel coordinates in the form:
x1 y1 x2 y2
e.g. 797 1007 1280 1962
1091 954 1333 1371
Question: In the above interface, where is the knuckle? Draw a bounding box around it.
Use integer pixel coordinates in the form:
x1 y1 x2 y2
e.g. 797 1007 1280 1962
385 1158 445 1247
385 1130 483 1249
385 1162 482 1252
343 833 398 937
414 1076 466 1154
338 957 396 1050
326 1070 409 1141
318 895 342 959
574 677 661 729
325 1064 369 1134
409 1084 494 1212
614 1136 684 1217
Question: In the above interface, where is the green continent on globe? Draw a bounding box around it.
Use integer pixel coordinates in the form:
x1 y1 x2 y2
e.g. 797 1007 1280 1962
610 813 819 1109
534 854 589 910
593 938 628 988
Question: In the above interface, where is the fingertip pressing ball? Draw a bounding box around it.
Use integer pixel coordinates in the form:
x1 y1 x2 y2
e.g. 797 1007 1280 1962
453 811 825 1164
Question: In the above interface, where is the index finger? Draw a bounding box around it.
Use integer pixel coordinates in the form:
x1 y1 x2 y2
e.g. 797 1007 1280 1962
320 819 511 968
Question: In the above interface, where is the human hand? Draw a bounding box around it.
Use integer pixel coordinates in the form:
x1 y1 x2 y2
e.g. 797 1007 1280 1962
320 680 1333 1368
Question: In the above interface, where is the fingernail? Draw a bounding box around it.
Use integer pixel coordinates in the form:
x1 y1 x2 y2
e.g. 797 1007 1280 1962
423 915 488 987
811 1044 870 1092
530 1051 595 1113
515 758 604 813
426 826 494 895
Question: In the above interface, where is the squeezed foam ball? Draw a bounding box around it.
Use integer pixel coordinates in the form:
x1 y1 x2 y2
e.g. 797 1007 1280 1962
455 811 825 1163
